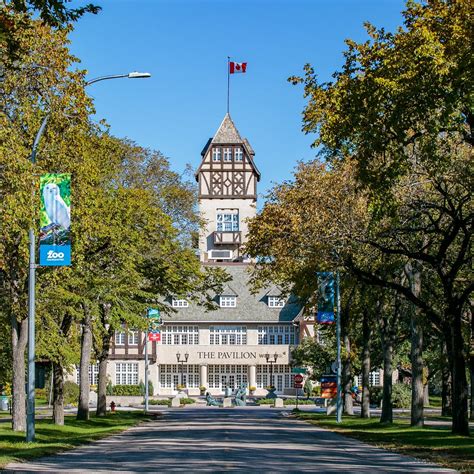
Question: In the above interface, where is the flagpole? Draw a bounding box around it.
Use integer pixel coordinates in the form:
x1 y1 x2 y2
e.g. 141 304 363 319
227 56 230 114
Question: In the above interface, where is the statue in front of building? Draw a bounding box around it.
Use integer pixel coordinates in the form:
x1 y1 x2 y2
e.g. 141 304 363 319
206 392 221 406
234 384 247 406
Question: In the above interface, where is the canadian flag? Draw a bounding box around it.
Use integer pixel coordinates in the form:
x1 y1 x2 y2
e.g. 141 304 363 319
230 61 247 74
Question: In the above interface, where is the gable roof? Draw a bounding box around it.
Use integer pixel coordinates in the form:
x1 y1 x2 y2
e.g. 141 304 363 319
196 114 261 181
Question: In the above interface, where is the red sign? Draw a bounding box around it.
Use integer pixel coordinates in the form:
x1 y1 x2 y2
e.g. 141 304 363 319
294 382 303 389
148 332 161 342
294 374 304 383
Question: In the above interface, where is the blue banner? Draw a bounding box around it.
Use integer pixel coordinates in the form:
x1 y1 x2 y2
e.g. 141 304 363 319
316 272 335 324
40 245 71 266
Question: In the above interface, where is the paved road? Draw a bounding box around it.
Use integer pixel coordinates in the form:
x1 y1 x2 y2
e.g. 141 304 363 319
5 408 457 473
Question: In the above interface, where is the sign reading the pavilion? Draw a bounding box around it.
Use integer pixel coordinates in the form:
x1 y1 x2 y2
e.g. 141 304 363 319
197 351 257 360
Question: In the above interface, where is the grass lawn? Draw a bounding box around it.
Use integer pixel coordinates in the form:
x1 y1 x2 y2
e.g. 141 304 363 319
294 412 473 473
0 411 149 469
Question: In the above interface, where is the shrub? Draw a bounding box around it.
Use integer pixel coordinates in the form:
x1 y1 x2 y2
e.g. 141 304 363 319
181 397 196 405
369 386 383 406
106 381 113 395
249 386 256 392
312 385 321 396
256 398 275 405
148 380 154 397
392 383 411 408
149 399 171 406
64 381 79 405
112 385 142 396
284 398 315 405
35 388 47 399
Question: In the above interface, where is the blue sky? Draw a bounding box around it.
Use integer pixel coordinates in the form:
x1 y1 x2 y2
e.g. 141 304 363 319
69 0 406 202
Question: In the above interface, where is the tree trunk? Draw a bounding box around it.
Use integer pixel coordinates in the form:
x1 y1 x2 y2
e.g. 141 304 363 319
380 339 393 424
343 335 353 415
406 263 424 427
410 315 424 426
423 381 430 408
77 303 92 421
52 362 64 425
11 317 28 431
470 306 474 421
447 310 469 435
441 341 452 417
95 303 113 417
361 308 372 418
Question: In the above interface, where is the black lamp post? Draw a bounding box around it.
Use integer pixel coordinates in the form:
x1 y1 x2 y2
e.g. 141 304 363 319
265 352 278 388
176 352 189 388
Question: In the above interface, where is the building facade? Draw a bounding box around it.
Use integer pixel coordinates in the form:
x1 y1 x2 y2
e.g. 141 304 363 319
79 114 308 396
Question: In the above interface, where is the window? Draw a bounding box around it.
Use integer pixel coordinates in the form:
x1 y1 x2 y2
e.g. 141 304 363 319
76 363 99 385
161 325 199 345
212 148 221 162
369 370 381 386
115 363 138 385
220 296 237 308
223 148 232 162
234 148 243 161
208 365 248 389
172 299 189 308
210 326 247 345
159 364 200 389
256 365 293 391
128 331 139 345
268 296 285 308
115 331 125 346
216 212 239 232
258 325 296 345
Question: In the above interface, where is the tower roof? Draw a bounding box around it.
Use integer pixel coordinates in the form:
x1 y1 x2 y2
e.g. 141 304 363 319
198 113 261 180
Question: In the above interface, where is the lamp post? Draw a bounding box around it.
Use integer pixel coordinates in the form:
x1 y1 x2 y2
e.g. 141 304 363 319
176 352 189 389
265 352 278 388
26 71 151 442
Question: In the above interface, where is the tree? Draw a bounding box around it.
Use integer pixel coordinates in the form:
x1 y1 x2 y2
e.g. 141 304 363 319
0 14 92 430
290 0 472 435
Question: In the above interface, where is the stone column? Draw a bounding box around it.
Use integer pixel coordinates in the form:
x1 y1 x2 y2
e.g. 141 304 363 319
248 365 256 389
200 364 208 389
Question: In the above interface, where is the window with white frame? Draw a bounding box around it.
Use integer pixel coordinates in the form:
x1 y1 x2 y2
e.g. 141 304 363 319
223 147 232 162
234 148 243 161
115 331 125 345
258 325 296 345
220 296 237 308
256 365 293 391
128 330 139 345
172 299 189 308
212 148 221 162
210 326 247 345
369 370 381 386
161 325 199 345
159 364 200 389
115 363 138 385
76 363 99 385
216 211 239 232
268 296 285 308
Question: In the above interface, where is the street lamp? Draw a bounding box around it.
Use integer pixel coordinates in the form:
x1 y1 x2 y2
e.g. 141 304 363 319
265 352 278 389
176 352 189 389
26 71 151 442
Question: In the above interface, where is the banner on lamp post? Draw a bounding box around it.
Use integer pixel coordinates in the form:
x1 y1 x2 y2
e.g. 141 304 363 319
39 173 71 266
316 272 335 324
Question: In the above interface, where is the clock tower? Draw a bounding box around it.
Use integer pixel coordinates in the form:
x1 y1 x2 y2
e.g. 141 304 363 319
196 114 260 262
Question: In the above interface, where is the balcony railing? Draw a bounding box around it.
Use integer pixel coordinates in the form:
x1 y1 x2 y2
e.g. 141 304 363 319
213 231 241 245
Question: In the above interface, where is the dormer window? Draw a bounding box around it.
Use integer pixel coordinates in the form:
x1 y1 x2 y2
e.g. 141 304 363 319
212 148 221 162
224 148 232 162
220 296 237 308
172 299 189 308
235 148 243 161
268 296 285 308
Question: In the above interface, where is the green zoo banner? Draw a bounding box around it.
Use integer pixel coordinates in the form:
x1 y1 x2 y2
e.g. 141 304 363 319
39 173 71 266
